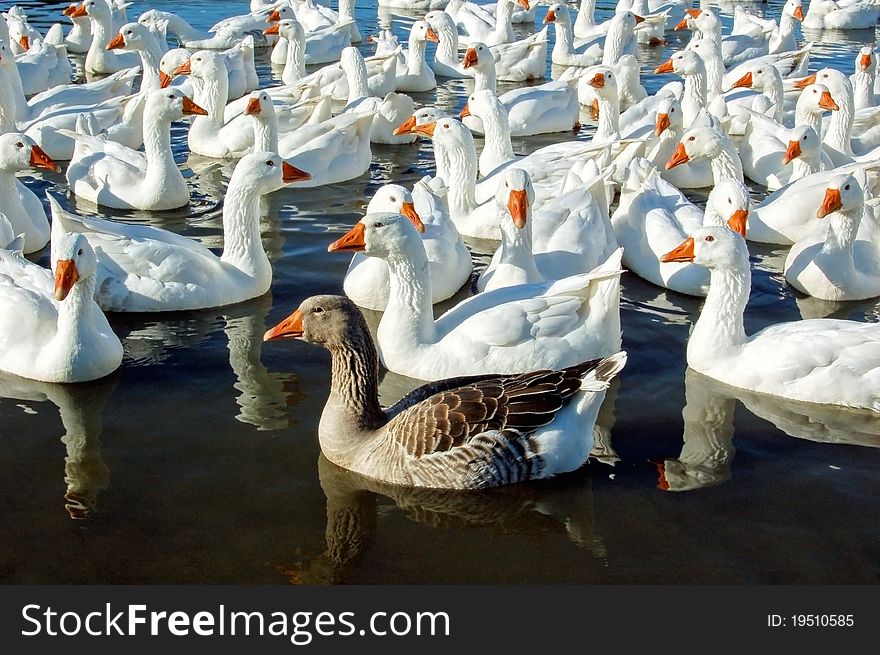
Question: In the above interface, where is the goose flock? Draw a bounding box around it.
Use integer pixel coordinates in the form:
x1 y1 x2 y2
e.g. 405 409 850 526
2 0 880 493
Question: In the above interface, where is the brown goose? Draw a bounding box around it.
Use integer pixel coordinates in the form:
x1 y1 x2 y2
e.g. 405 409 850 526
264 294 626 490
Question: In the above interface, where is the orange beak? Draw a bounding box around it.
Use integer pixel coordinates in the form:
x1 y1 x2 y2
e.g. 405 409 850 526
63 4 78 17
263 309 303 342
654 59 674 74
588 72 605 88
507 189 528 229
674 17 690 30
793 72 817 89
19 35 29 51
818 90 839 111
30 144 61 173
459 103 471 118
665 142 689 169
462 47 478 69
727 209 748 238
172 60 191 76
182 96 208 116
412 121 437 138
54 259 80 301
328 222 366 253
393 115 417 136
655 112 670 136
425 27 439 43
731 71 753 89
517 0 530 9
264 23 280 35
660 237 696 263
159 70 172 88
655 461 670 491
817 188 842 218
782 139 802 165
859 53 873 70
268 9 281 22
245 96 262 115
686 8 702 18
633 14 645 24
282 161 311 183
71 3 88 18
793 5 804 21
544 9 556 23
106 33 125 50
401 201 425 233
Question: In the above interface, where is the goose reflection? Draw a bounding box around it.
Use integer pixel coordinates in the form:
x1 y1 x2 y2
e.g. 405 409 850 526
0 371 118 519
279 454 608 584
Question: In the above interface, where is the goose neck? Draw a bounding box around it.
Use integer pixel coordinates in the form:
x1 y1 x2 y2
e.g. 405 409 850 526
285 34 306 81
407 37 427 77
575 0 597 30
218 178 270 278
491 3 514 43
553 18 574 56
338 0 355 21
762 77 784 122
141 106 177 180
165 14 201 40
602 21 627 65
346 58 370 104
702 51 724 99
853 69 876 107
480 105 514 162
325 339 387 437
709 143 743 184
794 99 823 137
382 245 437 346
435 20 459 62
791 154 818 179
0 62 27 123
821 207 861 257
824 83 855 154
498 219 540 278
473 62 497 93
89 12 112 49
688 263 749 367
137 40 164 92
192 75 227 128
682 70 708 122
252 113 279 152
595 93 620 142
437 137 478 217
55 274 100 351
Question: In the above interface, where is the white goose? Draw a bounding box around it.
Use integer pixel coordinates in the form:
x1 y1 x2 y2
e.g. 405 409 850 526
852 46 877 111
394 20 438 93
612 158 750 297
48 152 311 313
62 3 92 54
489 26 549 82
327 212 623 380
661 225 880 413
545 4 603 68
665 126 744 185
12 28 73 97
678 7 771 69
77 0 139 75
449 0 528 46
648 95 714 189
803 0 880 30
138 9 255 51
425 9 469 78
784 171 880 302
0 133 58 254
0 232 122 384
342 181 472 311
61 88 206 211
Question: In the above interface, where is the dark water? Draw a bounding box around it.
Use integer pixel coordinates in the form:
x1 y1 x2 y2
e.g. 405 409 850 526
1 0 878 584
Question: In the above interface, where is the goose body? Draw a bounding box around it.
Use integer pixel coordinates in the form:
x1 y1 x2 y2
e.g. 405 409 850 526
803 0 880 30
79 0 140 75
0 133 58 254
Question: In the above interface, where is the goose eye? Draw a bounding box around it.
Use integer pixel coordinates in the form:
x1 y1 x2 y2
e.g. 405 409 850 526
312 307 324 314
167 93 174 99
728 198 732 204
77 248 83 256
127 30 132 35
374 222 384 228
670 107 675 112
266 160 274 166
443 123 450 128
705 235 715 242
389 196 396 202
16 142 23 148
802 135 807 141
844 184 850 190
688 136 695 141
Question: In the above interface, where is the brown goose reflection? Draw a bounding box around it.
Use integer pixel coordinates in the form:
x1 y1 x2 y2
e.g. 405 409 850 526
0 371 118 519
279 453 608 584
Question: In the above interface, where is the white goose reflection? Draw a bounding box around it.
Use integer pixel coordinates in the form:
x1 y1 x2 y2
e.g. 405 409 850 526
0 372 118 519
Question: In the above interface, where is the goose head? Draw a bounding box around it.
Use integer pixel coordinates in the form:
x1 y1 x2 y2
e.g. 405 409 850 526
263 294 368 349
495 168 535 230
339 46 367 75
673 7 702 31
610 11 644 35
53 233 97 302
0 133 61 173
409 19 439 45
462 41 492 72
410 115 470 149
706 179 751 238
327 212 420 261
686 38 721 65
231 151 311 193
585 68 619 102
266 4 295 23
856 46 876 74
660 226 748 272
784 0 805 22
615 54 642 91
146 87 207 121
796 82 838 114
817 172 864 219
159 48 189 87
5 13 30 50
655 49 704 78
107 22 156 53
185 50 227 82
460 88 504 121
730 64 782 93
666 127 728 170
543 4 571 26
243 90 276 120
63 4 90 26
77 0 113 25
690 9 721 35
424 10 457 38
794 68 851 104
366 185 425 233
264 18 305 46
782 125 822 166
392 106 449 136
655 96 683 136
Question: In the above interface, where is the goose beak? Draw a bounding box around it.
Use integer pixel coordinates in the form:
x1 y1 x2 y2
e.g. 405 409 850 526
727 209 748 238
674 17 690 30
782 139 802 165
282 161 311 183
107 33 125 50
860 53 873 70
392 115 417 136
401 201 425 233
793 72 817 89
507 189 528 229
425 27 439 43
54 259 80 302
182 95 208 116
633 14 645 24
654 59 674 74
686 8 702 18
818 90 839 111
19 35 29 51
267 9 281 22
544 9 556 23
263 23 280 35
245 96 262 115
588 72 605 88
462 47 478 69
655 113 670 136
30 145 61 173
263 309 303 342
793 5 804 21
159 70 173 88
459 102 471 118
817 188 842 218
660 236 696 263
411 121 437 138
654 461 670 491
328 222 367 253
63 5 78 17
517 0 530 9
665 142 689 170
172 60 191 76
731 71 753 89
71 3 88 18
